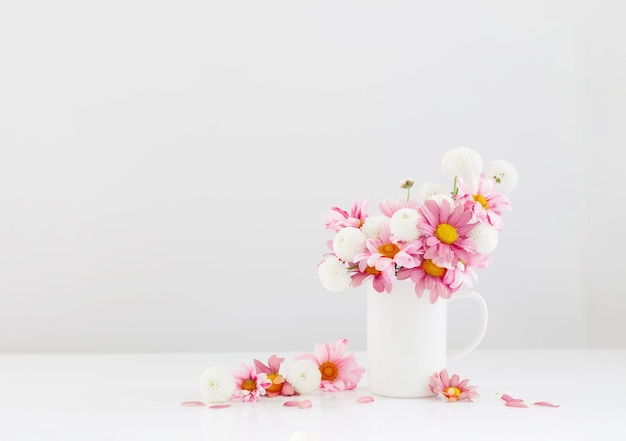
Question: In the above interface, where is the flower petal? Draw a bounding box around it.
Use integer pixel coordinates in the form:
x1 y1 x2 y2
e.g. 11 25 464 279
505 400 529 408
253 359 271 374
356 395 375 403
534 401 560 408
283 400 301 407
500 394 522 402
268 355 285 373
281 382 296 396
180 401 205 406
208 404 231 409
440 369 450 387
298 399 313 409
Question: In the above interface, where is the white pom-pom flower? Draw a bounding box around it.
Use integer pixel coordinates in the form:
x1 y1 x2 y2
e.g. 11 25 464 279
441 146 483 179
360 215 386 239
318 256 352 292
332 227 366 262
468 222 499 254
484 159 519 193
428 193 456 208
418 182 450 201
390 208 420 241
285 359 322 395
198 366 236 404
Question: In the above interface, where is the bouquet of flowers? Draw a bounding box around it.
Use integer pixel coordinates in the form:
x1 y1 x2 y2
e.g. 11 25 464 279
318 147 518 303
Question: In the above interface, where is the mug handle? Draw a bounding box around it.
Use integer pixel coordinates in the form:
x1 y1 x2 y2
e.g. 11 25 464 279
447 290 488 362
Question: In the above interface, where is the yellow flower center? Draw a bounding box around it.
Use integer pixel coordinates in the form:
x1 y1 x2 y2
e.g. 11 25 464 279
365 266 381 275
444 386 461 401
422 259 446 278
435 223 458 244
473 194 489 210
379 243 400 258
241 379 257 392
266 373 283 394
319 362 339 382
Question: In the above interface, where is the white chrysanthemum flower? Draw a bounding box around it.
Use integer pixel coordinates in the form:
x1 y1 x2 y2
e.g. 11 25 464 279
441 146 483 179
468 222 499 254
318 256 352 292
418 182 450 201
285 359 322 395
428 193 456 208
390 208 420 241
484 159 519 193
360 215 386 239
290 432 316 441
332 227 366 262
198 366 236 404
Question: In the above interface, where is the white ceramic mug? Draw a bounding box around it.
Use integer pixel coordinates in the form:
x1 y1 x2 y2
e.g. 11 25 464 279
366 279 488 398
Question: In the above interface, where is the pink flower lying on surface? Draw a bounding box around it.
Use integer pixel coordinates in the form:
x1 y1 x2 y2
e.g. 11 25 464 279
231 363 271 402
296 338 365 392
428 369 479 402
253 355 296 397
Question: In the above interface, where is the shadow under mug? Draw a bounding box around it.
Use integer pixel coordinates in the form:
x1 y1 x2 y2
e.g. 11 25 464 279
366 279 488 398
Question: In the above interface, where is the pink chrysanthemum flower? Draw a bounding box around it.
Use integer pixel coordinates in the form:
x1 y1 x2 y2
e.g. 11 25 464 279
232 363 271 402
295 338 365 392
378 196 420 217
351 261 395 293
322 200 369 232
397 260 465 303
456 174 511 230
253 355 296 397
354 222 422 274
428 368 479 402
418 199 476 268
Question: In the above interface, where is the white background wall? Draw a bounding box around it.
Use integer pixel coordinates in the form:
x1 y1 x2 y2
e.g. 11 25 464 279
0 0 624 353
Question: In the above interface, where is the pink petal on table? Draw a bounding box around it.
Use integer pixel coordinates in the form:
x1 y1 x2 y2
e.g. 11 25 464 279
505 400 529 408
356 395 375 403
500 394 522 403
180 401 205 406
298 400 313 409
534 401 560 408
208 404 231 409
281 382 296 396
283 400 302 407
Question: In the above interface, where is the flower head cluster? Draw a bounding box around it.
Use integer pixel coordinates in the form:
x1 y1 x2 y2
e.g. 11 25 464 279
318 147 517 302
196 340 362 406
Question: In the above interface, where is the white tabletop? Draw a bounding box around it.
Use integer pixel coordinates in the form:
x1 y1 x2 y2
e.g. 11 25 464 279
1 349 624 440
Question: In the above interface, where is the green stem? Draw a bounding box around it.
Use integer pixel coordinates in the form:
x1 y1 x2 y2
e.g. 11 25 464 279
453 176 458 196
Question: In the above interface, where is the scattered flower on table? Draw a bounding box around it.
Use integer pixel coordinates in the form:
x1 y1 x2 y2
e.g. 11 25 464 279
198 366 236 404
295 338 365 392
231 363 271 402
318 146 518 303
253 355 296 397
285 359 322 395
428 368 479 402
